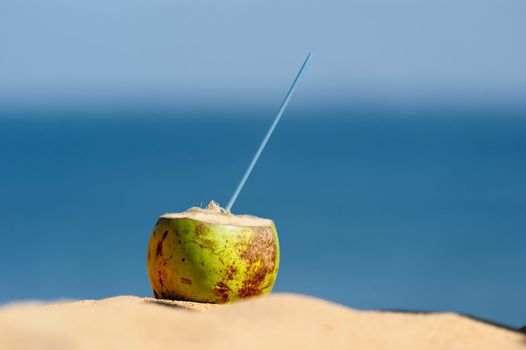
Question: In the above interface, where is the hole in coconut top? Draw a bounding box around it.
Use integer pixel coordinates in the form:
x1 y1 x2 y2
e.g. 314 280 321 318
161 201 273 227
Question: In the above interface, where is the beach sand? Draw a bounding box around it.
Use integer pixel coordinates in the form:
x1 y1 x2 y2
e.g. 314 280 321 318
0 293 524 349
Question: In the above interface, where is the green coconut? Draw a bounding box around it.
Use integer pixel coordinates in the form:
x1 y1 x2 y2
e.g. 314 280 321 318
146 201 280 303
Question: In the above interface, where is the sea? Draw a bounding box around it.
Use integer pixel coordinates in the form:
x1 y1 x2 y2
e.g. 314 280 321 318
1 106 525 328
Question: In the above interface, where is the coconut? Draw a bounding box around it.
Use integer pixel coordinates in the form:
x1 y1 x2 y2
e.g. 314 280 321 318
147 201 280 303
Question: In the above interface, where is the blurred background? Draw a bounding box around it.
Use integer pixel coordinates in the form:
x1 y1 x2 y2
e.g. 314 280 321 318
1 0 525 328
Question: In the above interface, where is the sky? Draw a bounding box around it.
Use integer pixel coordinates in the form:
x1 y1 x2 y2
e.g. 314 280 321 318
1 0 526 110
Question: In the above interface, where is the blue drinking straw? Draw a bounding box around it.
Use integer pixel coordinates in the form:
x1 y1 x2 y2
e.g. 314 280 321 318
226 52 313 212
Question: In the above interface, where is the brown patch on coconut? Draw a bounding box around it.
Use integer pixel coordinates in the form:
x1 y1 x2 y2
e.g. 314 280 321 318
237 226 277 298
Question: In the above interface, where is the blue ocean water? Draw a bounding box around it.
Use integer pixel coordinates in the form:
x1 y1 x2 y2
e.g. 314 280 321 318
1 107 525 328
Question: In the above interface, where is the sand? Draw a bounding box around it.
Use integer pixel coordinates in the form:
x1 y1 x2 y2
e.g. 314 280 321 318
0 294 524 350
